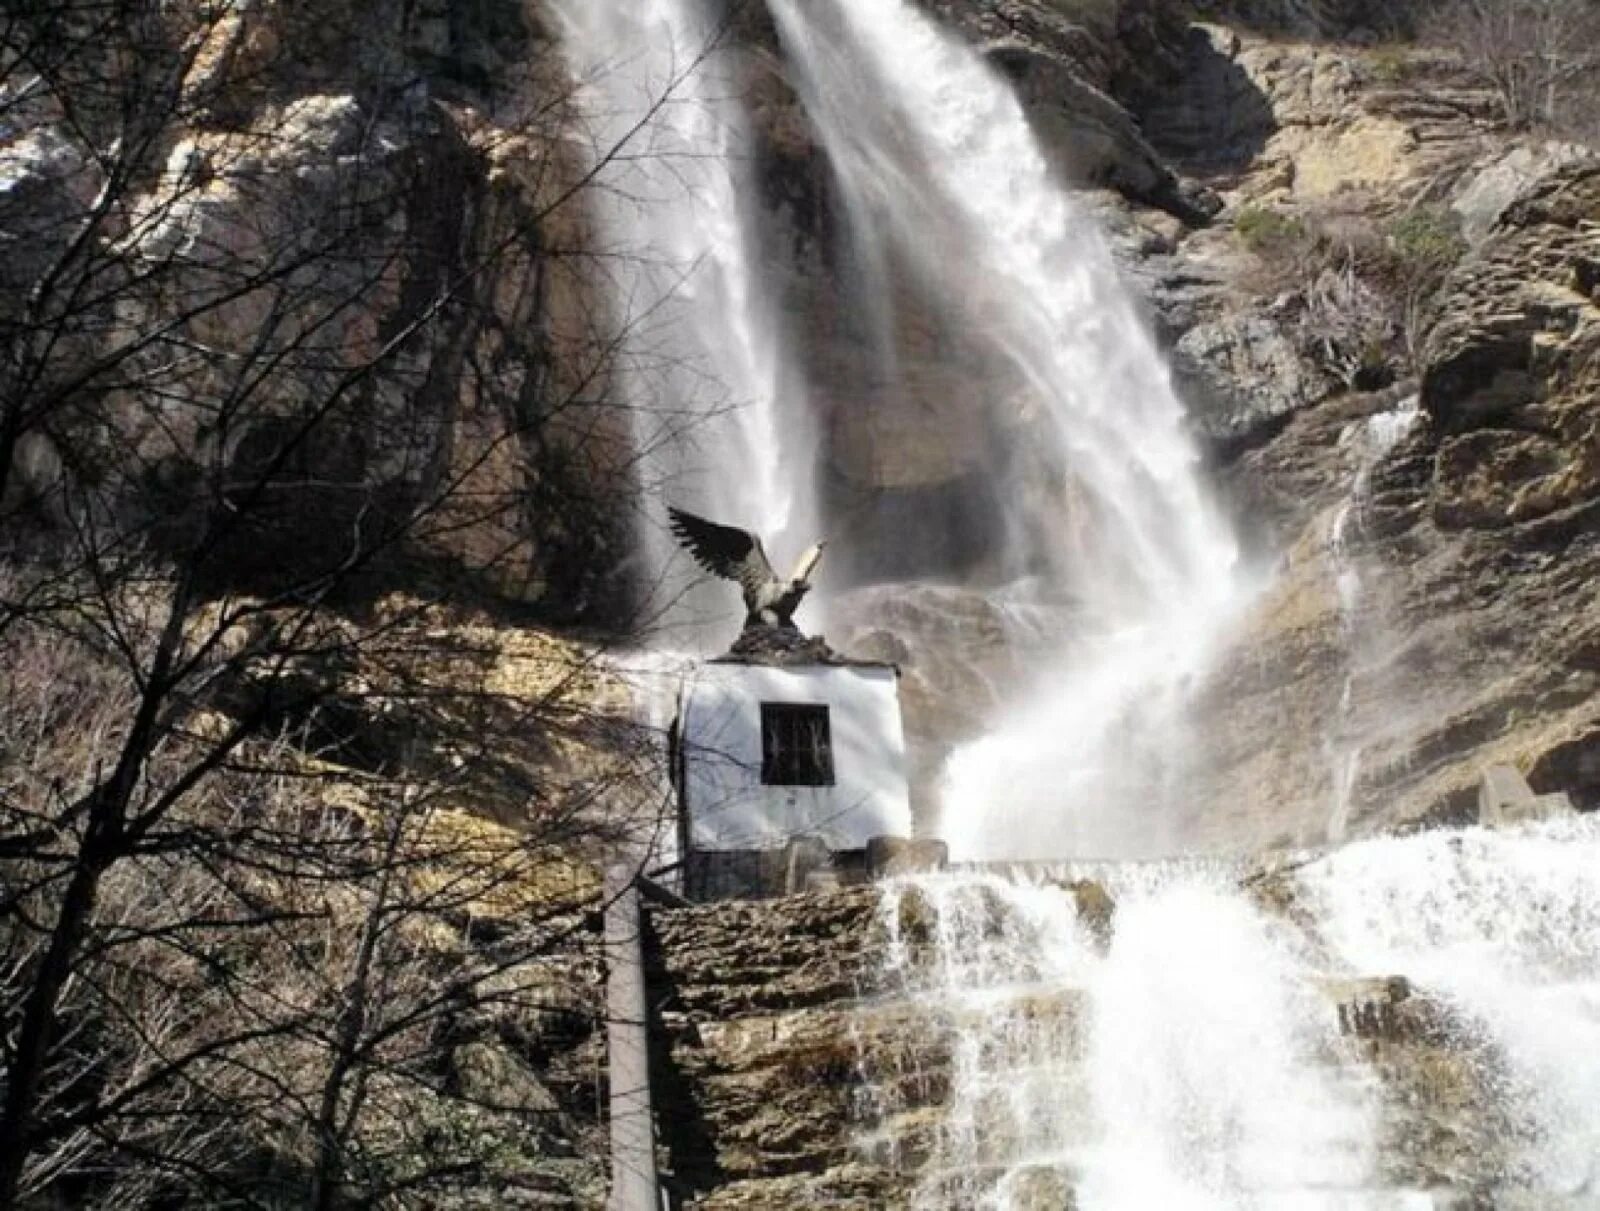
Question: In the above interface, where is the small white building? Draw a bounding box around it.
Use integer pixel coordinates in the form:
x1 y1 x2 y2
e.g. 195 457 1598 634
671 641 912 899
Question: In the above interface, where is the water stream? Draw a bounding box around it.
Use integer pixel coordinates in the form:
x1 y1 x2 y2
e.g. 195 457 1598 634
1324 398 1420 843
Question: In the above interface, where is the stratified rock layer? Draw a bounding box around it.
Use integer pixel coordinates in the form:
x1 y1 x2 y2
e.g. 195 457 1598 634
1191 161 1600 849
642 863 1538 1208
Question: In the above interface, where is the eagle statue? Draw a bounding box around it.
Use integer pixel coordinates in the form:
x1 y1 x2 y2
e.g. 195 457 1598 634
668 507 826 630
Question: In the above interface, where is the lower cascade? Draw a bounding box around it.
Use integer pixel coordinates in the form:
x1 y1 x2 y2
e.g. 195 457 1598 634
849 816 1600 1210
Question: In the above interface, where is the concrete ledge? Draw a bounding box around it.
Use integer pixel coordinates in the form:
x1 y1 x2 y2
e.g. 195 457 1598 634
866 835 950 878
1478 764 1575 829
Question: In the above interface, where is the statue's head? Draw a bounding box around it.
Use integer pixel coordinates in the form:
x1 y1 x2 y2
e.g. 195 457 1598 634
792 539 826 588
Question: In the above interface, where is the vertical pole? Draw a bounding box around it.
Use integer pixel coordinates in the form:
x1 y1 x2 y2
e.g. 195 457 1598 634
605 865 659 1211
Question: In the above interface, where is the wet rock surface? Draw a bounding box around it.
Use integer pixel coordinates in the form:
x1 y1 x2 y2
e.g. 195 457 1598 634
1184 161 1600 849
643 847 1562 1209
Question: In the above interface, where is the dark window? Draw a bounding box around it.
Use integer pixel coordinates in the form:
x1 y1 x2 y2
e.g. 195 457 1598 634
760 703 835 787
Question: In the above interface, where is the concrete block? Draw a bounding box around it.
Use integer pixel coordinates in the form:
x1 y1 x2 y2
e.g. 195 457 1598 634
783 835 833 896
1478 764 1575 828
803 869 843 894
867 835 949 878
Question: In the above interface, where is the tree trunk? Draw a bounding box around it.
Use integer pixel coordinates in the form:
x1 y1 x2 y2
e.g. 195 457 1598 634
0 848 108 1207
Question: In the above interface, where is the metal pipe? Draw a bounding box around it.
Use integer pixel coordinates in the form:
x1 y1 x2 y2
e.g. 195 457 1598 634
605 865 660 1211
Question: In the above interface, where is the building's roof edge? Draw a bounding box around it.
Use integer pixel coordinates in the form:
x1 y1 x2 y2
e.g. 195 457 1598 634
706 653 901 673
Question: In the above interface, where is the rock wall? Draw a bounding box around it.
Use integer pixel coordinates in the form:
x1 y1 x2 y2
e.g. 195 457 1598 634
645 889 902 1208
2 0 633 617
643 870 1529 1208
10 0 1597 841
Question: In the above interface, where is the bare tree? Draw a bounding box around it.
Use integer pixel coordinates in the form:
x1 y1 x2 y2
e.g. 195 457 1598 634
0 0 712 1204
1 618 657 1205
1427 0 1600 133
1298 253 1397 391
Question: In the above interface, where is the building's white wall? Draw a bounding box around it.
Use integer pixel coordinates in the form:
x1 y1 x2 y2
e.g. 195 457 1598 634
679 663 911 851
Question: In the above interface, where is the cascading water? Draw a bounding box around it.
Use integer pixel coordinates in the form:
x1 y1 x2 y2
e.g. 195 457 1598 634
1324 398 1421 842
867 871 1377 1209
551 0 818 643
768 0 1245 860
1305 817 1600 1200
861 817 1600 1209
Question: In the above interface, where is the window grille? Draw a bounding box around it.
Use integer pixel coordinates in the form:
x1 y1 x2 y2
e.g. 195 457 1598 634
759 703 835 786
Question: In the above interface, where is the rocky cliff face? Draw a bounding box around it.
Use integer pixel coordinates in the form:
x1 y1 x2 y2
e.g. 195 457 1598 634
643 865 1539 1208
9 0 1597 856
2 0 635 616
1196 160 1600 847
779 7 1600 849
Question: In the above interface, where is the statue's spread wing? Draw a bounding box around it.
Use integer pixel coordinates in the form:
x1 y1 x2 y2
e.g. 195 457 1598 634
668 508 777 597
788 541 824 585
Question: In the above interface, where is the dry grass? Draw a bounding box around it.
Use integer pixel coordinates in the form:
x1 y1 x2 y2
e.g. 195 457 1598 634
0 587 649 1206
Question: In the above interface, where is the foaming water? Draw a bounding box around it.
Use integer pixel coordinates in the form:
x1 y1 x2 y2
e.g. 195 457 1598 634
770 0 1244 859
1303 817 1600 1196
552 0 818 644
869 871 1375 1209
864 817 1600 1208
1084 885 1374 1210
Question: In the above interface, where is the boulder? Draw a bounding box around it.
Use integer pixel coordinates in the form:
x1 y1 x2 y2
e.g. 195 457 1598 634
1423 164 1600 528
1067 879 1116 950
1451 142 1599 246
1175 308 1329 450
0 125 101 293
452 1041 561 1116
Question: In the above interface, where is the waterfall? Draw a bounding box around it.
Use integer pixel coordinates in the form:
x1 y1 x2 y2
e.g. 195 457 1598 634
551 0 817 643
1304 818 1600 1197
551 3 1600 1203
867 871 1375 1209
862 816 1600 1208
1324 398 1421 842
769 0 1244 860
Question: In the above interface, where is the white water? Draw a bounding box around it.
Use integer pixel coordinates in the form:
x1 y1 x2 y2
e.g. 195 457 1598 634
1306 818 1600 1199
870 872 1376 1209
866 816 1600 1208
552 0 818 643
769 0 1244 861
1324 398 1420 842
